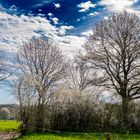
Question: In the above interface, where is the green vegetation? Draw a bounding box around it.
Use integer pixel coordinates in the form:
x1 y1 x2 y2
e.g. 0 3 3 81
0 121 140 140
0 120 20 132
14 132 104 140
15 132 140 140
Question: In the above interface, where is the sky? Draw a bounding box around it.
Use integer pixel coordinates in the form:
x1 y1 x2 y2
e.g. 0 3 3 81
0 0 140 104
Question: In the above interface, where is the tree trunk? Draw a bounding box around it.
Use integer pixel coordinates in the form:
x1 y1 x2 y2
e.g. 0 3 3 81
35 104 45 132
122 97 130 130
35 96 46 132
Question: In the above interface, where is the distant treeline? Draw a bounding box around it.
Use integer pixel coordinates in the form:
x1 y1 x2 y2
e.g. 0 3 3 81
0 104 18 120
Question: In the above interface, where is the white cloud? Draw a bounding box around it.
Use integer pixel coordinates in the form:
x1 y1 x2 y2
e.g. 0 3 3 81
55 35 86 57
38 9 42 12
77 1 96 12
48 13 53 17
88 11 99 16
99 0 139 13
77 19 80 22
52 17 59 24
0 12 57 51
0 11 86 58
37 13 45 17
9 5 17 11
103 16 108 20
54 3 61 9
59 25 74 35
81 30 92 37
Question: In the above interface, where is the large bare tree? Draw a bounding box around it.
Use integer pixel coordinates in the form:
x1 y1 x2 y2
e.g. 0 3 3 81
81 11 140 128
17 38 66 132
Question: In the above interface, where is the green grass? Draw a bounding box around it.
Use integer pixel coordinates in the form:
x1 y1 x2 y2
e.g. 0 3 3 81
111 134 140 140
15 132 105 140
0 121 139 139
15 132 140 140
0 120 21 132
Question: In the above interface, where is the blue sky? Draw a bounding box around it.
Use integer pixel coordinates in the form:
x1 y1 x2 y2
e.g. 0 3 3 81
0 0 140 104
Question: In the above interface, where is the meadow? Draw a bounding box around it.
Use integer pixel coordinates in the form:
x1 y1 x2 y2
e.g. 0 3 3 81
0 120 20 132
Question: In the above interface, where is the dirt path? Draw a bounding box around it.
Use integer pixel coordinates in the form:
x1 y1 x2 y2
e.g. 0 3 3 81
0 132 21 140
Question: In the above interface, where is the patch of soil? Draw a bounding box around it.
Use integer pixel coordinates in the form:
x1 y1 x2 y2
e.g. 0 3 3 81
0 132 21 140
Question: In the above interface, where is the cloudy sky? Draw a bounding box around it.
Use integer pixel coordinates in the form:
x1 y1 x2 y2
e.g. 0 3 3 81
0 0 140 104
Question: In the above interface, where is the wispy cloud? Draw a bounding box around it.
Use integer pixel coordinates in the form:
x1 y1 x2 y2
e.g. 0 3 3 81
88 11 99 16
59 26 74 35
0 11 85 57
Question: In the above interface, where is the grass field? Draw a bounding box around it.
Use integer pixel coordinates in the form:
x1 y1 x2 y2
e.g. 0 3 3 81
0 120 20 132
0 121 140 139
15 132 140 140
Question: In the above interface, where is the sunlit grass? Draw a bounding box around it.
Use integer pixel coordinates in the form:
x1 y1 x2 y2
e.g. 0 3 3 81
0 121 139 139
111 133 140 140
15 132 140 140
0 120 21 132
15 132 105 140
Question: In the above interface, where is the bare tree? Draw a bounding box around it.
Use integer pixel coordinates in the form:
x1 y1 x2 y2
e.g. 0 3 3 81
17 38 66 132
0 49 11 82
12 75 36 133
64 59 94 95
81 11 140 129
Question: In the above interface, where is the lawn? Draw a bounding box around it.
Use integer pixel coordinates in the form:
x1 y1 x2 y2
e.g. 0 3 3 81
0 120 21 132
15 132 140 140
14 133 104 140
0 121 140 139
